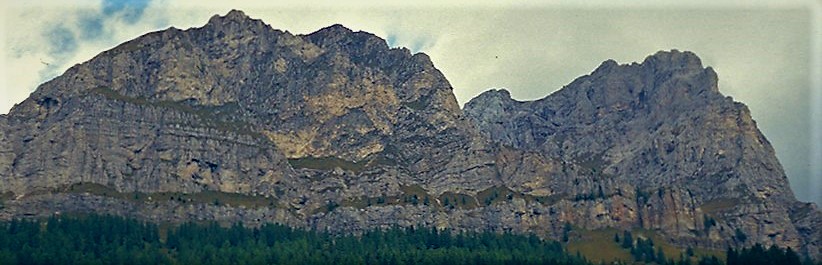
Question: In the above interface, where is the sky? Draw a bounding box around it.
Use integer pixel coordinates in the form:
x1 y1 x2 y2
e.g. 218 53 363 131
0 0 820 206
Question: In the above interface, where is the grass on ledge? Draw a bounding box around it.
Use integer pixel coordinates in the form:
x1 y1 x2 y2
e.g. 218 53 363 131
62 182 280 209
287 152 398 174
89 87 265 141
566 227 725 264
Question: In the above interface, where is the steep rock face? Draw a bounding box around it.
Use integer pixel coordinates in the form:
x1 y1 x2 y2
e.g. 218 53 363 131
0 10 470 195
464 50 817 257
0 115 12 188
0 10 505 222
466 52 788 201
0 10 818 260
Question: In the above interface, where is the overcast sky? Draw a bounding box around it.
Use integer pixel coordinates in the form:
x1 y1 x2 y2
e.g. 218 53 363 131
1 0 820 205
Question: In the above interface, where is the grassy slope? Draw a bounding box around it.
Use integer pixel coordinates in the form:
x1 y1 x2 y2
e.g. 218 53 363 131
567 228 725 264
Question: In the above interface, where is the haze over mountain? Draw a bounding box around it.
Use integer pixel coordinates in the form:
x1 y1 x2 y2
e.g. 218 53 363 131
0 10 818 260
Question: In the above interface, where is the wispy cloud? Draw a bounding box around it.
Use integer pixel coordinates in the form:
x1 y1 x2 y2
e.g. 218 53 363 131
44 25 78 58
0 0 164 96
101 0 152 24
40 25 79 79
77 15 105 39
54 0 154 56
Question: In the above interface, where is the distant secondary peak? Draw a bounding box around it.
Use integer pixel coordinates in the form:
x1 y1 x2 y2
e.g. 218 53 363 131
208 9 253 24
593 59 620 73
304 24 391 53
306 24 357 42
203 9 271 38
481 88 513 100
641 50 719 93
318 24 354 34
642 49 704 72
225 9 249 20
464 89 516 111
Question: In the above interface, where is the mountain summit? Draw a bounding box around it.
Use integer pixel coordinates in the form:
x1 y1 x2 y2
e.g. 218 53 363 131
0 11 818 260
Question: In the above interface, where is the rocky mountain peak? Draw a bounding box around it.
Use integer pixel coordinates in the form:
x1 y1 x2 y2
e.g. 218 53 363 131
204 9 270 37
464 50 819 259
465 51 728 155
0 12 818 261
311 24 354 36
642 49 704 71
208 9 253 24
467 50 784 193
303 24 392 58
592 59 619 73
476 88 513 100
636 50 715 91
463 88 518 124
554 50 720 116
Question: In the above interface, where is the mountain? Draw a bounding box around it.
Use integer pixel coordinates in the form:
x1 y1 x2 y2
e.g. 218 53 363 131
0 10 818 260
464 52 821 256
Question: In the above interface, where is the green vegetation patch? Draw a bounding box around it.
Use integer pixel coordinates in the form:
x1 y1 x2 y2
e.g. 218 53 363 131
403 96 429 111
631 228 725 264
0 214 592 265
700 198 742 214
566 228 633 264
160 191 279 209
339 185 483 212
59 182 565 216
340 185 437 211
338 185 568 214
568 227 726 264
0 191 13 201
62 182 280 209
476 186 519 206
288 152 398 174
288 156 369 173
0 192 12 209
438 192 478 210
399 185 436 207
0 214 803 265
476 186 566 206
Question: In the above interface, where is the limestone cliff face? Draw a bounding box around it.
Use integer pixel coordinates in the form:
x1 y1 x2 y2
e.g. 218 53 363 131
466 52 790 202
464 50 818 258
0 10 466 194
0 10 818 260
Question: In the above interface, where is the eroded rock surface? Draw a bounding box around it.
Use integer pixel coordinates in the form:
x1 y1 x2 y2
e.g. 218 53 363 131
0 10 818 260
465 50 818 258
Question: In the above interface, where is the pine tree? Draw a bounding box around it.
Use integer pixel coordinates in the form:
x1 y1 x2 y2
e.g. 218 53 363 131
656 246 666 263
727 247 738 265
621 231 633 249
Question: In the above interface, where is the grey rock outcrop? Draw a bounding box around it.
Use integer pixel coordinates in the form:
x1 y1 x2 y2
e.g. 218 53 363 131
465 50 818 258
0 10 818 260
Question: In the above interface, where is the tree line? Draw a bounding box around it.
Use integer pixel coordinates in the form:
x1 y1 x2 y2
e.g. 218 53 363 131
615 230 819 265
0 215 819 265
0 214 591 265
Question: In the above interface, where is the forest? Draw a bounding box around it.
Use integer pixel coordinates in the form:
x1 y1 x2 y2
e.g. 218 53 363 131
0 214 589 265
0 214 817 265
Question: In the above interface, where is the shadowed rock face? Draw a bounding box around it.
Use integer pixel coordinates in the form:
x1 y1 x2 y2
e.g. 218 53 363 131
0 10 818 260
